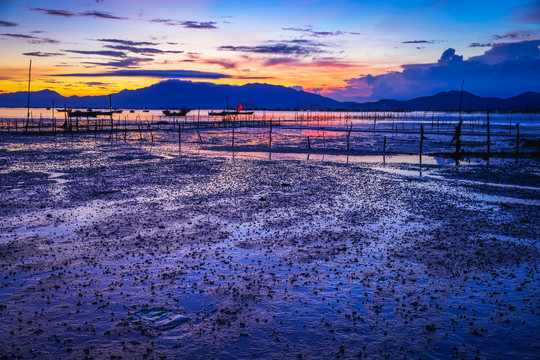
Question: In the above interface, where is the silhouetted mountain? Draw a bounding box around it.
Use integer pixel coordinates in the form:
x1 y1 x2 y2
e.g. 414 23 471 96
0 80 538 111
348 91 540 111
0 80 342 110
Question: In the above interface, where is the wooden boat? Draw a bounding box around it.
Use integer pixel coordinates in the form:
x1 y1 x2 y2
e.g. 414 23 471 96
67 109 101 118
162 108 190 117
209 103 253 116
66 109 121 118
208 110 254 116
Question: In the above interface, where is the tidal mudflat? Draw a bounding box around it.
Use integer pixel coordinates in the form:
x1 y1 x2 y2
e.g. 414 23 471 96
0 134 538 359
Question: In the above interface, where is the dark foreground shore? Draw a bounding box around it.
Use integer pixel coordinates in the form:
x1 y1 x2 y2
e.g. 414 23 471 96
1 134 538 359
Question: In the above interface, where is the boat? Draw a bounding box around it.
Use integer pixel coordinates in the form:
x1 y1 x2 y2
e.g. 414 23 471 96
129 109 135 113
208 110 254 116
209 103 253 116
67 109 101 118
143 108 150 113
162 108 190 117
66 109 122 118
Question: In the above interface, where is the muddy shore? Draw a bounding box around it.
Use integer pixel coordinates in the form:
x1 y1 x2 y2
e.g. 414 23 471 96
1 133 538 359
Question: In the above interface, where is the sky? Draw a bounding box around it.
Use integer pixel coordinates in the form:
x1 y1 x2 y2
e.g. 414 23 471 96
0 0 539 102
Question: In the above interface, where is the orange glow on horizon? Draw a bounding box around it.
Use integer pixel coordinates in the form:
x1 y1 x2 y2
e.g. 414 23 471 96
0 59 388 99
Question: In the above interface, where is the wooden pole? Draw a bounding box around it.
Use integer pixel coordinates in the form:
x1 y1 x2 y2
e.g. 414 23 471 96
25 59 32 133
269 121 273 149
346 124 352 151
52 101 56 135
486 110 490 156
178 123 182 153
307 136 311 150
383 136 387 154
420 125 424 164
516 123 520 157
197 130 203 144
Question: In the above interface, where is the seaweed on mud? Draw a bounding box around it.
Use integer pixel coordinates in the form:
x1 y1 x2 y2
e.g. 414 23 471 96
1 133 539 360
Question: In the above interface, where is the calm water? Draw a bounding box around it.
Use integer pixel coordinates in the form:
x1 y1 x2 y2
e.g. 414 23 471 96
1 107 539 131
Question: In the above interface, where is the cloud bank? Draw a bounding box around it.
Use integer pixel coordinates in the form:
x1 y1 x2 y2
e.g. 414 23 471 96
325 40 540 101
53 69 232 79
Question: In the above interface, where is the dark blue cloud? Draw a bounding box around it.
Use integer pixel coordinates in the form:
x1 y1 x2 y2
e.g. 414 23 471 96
28 8 125 20
97 38 158 46
150 18 217 29
283 27 344 37
0 20 17 26
63 49 126 57
53 69 232 79
219 39 326 56
1 32 60 44
29 8 75 17
82 57 152 68
326 40 540 101
103 44 183 55
23 51 63 57
402 40 436 44
80 11 125 20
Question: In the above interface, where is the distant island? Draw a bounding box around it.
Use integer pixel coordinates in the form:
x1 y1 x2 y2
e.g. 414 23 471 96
0 80 539 112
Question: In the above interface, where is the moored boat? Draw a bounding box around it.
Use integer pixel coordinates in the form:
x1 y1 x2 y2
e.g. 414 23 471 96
162 108 190 117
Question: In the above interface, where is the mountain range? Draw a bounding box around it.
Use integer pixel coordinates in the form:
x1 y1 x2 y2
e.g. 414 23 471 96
0 80 538 111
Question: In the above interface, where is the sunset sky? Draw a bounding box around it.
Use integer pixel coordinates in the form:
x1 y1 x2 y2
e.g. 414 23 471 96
1 0 539 102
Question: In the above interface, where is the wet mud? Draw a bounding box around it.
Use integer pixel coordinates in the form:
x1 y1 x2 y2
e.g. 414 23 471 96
1 134 538 359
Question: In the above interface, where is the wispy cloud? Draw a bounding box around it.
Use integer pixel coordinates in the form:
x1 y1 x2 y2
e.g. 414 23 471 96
181 21 217 29
492 31 532 40
97 38 158 46
283 27 344 37
261 56 359 69
80 11 125 20
0 20 17 27
262 57 299 66
150 18 218 29
185 53 237 69
82 57 152 68
53 69 233 79
103 44 183 55
1 33 60 44
469 42 495 48
28 7 125 20
79 81 109 88
219 40 326 56
402 40 436 44
63 49 126 58
29 8 75 17
283 26 362 37
23 51 64 57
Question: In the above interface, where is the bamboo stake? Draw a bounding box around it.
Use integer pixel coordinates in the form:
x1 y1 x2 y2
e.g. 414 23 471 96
420 125 424 164
516 123 520 157
346 124 352 151
269 121 273 149
486 110 490 156
178 123 182 153
25 60 32 133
